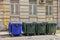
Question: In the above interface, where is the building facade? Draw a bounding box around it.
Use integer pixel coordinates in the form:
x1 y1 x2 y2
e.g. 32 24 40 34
0 0 58 30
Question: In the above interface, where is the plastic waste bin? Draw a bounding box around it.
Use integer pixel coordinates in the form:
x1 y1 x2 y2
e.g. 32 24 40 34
8 22 22 36
36 22 46 34
26 22 35 35
46 23 57 35
22 22 27 34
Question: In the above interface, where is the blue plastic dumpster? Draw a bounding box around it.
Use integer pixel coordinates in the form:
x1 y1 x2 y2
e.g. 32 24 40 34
8 22 22 36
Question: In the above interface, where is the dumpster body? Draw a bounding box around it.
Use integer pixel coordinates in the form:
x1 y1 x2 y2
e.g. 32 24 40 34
22 22 27 34
8 22 22 36
46 23 57 34
26 22 35 35
36 22 46 34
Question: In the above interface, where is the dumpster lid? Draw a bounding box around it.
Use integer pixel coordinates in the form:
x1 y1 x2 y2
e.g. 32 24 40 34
9 22 22 24
48 22 57 24
37 22 42 23
23 22 32 23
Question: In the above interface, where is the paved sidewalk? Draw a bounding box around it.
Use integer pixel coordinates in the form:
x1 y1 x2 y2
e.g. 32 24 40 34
0 31 60 40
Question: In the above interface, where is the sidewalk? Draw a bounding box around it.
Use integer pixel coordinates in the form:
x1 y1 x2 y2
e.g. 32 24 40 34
0 31 60 40
0 30 60 37
55 30 60 36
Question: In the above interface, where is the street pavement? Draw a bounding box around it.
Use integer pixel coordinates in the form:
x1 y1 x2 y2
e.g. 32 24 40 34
0 31 60 40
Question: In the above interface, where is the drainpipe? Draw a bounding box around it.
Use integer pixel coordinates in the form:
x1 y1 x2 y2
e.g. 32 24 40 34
0 2 8 30
3 4 8 30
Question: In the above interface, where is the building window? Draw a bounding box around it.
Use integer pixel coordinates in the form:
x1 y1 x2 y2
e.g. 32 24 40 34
39 0 44 3
10 0 19 15
0 0 3 2
10 0 19 3
29 0 37 15
46 0 53 15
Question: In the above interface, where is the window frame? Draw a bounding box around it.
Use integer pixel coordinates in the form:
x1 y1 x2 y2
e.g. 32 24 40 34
10 0 20 15
10 0 19 3
29 0 37 16
0 0 3 2
46 0 53 15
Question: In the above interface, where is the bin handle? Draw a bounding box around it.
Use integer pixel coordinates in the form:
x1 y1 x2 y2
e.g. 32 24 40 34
15 24 18 28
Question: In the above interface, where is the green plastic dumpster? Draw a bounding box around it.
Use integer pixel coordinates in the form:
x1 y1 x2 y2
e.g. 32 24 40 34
36 22 46 34
22 22 26 34
26 22 35 35
46 23 57 35
32 22 37 34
